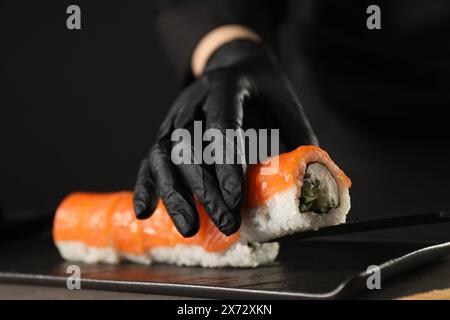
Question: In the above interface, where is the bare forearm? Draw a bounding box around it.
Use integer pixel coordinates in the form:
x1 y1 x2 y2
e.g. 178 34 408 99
155 0 286 82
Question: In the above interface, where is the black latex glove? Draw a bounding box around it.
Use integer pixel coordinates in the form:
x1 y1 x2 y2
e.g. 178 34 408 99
133 39 317 237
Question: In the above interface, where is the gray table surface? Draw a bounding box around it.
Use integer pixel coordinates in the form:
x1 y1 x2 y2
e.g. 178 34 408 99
0 283 190 300
1 231 449 299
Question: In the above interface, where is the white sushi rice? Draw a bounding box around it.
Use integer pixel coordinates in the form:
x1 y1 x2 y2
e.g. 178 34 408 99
56 241 279 268
56 241 121 264
55 161 350 268
150 242 279 268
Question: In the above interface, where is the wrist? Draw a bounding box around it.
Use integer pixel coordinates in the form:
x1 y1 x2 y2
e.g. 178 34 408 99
191 25 261 77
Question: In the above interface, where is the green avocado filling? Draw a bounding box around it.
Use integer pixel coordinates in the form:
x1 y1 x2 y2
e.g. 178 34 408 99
299 170 339 214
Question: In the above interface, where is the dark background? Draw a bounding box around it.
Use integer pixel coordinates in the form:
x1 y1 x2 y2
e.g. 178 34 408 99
1 1 449 241
1 1 176 214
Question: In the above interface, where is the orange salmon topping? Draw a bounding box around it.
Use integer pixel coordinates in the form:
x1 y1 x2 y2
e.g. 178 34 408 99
245 146 351 207
53 145 350 254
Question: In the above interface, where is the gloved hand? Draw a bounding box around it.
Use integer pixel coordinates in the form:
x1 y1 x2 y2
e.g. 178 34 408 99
133 39 317 237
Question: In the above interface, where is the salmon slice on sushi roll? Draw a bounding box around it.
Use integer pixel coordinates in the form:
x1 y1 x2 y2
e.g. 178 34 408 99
53 145 351 268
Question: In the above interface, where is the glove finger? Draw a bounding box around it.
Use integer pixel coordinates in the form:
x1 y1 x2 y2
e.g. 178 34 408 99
149 138 199 237
178 162 241 236
133 156 158 219
173 130 241 236
202 80 247 211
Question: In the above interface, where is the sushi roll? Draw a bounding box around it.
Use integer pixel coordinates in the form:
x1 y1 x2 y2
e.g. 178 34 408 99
242 145 352 243
53 145 351 268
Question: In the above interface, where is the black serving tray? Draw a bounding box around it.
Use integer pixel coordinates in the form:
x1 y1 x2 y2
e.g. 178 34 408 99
0 230 449 299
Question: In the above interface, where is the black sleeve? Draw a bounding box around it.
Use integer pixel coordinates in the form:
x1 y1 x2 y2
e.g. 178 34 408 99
155 0 287 84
